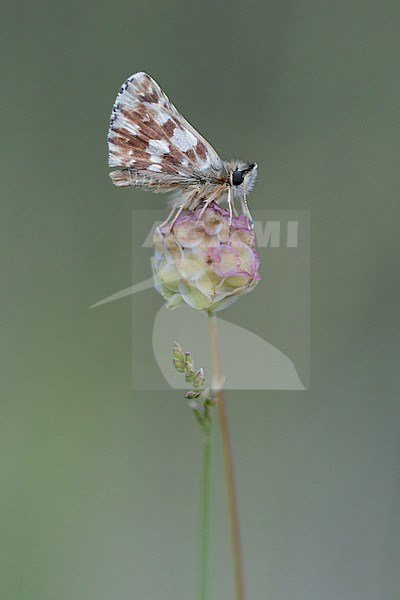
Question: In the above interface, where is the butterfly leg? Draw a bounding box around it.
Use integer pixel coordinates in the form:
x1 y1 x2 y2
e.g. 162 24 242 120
168 194 197 229
198 197 215 220
159 205 178 229
169 205 186 229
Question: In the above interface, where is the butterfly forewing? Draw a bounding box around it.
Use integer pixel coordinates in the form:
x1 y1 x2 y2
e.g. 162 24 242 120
108 72 222 188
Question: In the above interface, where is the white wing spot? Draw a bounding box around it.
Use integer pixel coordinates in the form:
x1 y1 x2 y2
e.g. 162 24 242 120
149 154 162 163
148 139 169 155
148 164 162 172
171 127 197 152
154 111 170 126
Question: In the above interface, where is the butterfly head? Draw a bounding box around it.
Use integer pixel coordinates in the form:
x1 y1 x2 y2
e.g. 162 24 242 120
229 161 258 194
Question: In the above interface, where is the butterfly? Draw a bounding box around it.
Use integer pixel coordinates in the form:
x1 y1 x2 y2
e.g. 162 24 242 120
108 72 257 228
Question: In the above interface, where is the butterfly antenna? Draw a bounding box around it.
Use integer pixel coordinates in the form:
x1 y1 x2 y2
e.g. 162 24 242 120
241 177 254 230
227 174 234 226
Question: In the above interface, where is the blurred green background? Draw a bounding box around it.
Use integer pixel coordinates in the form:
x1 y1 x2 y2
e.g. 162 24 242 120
1 1 399 599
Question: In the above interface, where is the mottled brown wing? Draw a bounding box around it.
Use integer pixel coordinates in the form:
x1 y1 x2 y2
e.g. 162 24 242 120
108 72 222 188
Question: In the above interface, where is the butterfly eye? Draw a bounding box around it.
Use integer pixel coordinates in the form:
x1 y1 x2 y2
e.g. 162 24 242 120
232 169 244 186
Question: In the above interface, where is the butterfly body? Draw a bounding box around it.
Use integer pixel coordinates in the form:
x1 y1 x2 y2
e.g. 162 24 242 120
108 72 257 226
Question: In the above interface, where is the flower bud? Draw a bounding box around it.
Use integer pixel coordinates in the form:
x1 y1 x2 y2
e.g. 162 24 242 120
152 202 260 312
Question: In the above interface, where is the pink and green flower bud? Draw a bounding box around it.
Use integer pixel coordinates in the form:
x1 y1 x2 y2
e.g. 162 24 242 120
152 202 260 312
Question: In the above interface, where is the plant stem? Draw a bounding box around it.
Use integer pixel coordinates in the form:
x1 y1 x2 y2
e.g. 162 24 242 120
199 420 211 600
207 312 245 600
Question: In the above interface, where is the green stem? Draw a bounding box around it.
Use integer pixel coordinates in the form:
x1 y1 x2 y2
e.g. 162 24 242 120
208 312 245 600
199 420 212 600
